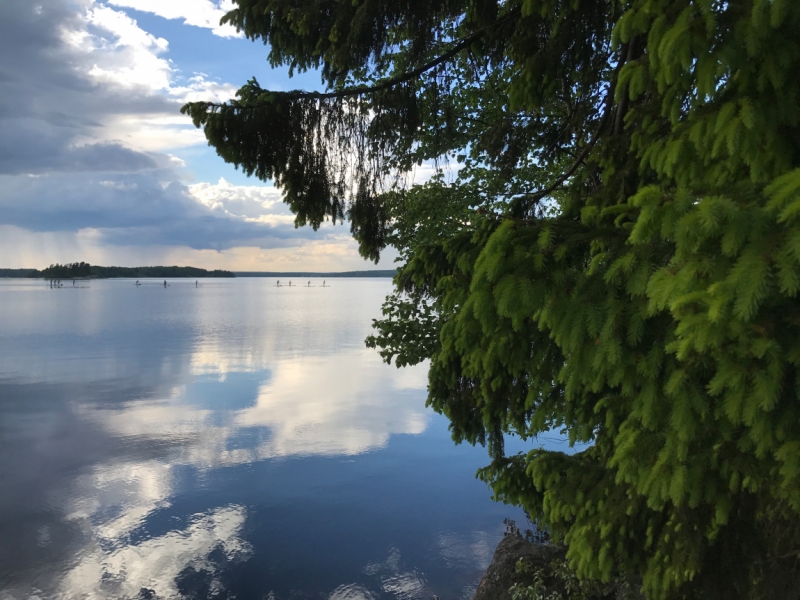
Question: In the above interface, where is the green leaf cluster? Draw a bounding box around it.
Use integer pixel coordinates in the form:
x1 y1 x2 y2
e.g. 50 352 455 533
510 556 636 600
184 0 800 597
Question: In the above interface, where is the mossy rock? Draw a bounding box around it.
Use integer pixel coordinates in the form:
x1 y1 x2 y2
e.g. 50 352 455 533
474 535 566 600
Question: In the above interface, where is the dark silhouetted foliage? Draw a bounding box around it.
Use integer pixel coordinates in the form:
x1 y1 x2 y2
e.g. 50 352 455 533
38 264 234 278
184 1 800 598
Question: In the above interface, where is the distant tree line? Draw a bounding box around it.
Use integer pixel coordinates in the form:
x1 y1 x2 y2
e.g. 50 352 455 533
235 270 396 277
88 265 235 278
2 263 235 278
42 262 92 278
0 268 41 278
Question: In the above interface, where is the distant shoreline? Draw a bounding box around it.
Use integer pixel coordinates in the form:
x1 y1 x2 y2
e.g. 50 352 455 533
234 270 396 278
0 265 234 279
0 267 397 279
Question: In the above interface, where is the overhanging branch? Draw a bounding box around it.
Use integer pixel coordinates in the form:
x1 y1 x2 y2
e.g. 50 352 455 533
190 26 493 112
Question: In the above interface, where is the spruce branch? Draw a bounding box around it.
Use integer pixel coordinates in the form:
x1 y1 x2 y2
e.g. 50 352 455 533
187 24 498 114
506 38 635 218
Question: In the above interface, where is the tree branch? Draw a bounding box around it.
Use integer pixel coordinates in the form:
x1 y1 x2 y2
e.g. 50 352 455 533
507 40 632 214
200 27 493 109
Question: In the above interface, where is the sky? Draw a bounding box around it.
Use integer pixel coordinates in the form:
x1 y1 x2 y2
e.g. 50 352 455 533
0 0 401 271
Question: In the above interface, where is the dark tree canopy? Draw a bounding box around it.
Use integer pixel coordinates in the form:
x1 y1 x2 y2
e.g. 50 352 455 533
39 264 234 278
42 262 92 278
184 1 800 598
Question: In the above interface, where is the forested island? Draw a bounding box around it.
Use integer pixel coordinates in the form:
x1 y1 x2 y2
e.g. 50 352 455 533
0 263 235 279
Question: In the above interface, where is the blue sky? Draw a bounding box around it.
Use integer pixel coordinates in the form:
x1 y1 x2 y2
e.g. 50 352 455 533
0 0 397 271
122 4 322 186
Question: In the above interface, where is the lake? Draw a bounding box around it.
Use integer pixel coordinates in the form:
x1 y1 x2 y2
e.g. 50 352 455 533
0 277 542 600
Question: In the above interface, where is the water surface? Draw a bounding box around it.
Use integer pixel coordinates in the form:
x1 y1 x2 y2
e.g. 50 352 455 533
0 278 534 600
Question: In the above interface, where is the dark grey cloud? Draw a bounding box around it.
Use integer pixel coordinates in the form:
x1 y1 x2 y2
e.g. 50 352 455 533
101 222 316 251
1 174 198 231
0 136 159 175
0 0 360 250
0 0 347 253
0 171 340 250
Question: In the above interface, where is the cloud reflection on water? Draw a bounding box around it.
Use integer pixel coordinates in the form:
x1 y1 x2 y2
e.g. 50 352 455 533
55 340 429 597
56 315 429 597
80 348 429 468
60 504 250 600
0 280 513 600
328 583 378 600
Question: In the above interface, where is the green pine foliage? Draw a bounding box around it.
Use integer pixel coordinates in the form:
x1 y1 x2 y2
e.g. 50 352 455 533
185 0 800 597
509 556 635 600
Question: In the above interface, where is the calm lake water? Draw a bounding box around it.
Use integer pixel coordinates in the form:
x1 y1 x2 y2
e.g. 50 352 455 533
0 278 541 600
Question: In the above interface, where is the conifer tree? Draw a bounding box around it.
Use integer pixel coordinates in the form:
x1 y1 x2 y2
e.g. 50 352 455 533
183 1 800 597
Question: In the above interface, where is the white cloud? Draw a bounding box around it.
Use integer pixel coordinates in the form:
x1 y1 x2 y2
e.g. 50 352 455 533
83 4 172 90
107 0 241 38
188 177 288 223
1 0 238 174
79 114 208 152
0 1 390 271
70 2 237 151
